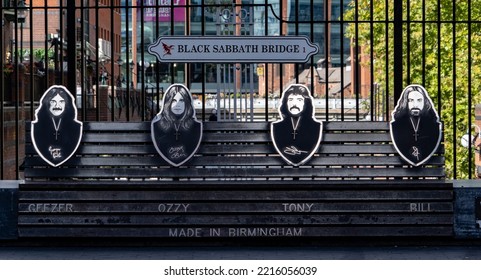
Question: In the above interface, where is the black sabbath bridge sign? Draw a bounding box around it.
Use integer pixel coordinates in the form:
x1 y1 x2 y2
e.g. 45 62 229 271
148 36 319 63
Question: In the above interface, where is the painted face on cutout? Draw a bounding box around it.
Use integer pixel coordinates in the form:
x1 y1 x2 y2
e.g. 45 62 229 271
49 93 66 117
408 90 424 117
287 93 305 116
171 91 185 116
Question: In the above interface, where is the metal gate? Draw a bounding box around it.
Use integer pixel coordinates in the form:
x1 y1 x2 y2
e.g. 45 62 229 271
1 0 480 179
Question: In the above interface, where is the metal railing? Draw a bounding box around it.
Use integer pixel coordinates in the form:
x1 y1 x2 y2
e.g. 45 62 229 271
0 0 480 179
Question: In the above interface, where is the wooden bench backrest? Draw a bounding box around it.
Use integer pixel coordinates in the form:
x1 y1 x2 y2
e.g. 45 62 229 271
23 121 445 181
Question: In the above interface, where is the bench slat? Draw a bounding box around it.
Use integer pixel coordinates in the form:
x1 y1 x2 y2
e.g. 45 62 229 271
23 166 446 180
18 214 453 226
19 189 453 201
22 155 446 167
17 226 454 237
18 201 454 213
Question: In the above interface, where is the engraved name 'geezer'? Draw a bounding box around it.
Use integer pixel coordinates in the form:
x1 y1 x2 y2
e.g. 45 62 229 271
177 44 301 53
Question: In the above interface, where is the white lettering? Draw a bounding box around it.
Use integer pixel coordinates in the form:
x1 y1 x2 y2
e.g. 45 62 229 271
169 228 202 237
27 203 74 212
228 227 302 237
169 146 187 159
282 203 314 212
409 203 432 212
158 203 190 212
49 146 62 159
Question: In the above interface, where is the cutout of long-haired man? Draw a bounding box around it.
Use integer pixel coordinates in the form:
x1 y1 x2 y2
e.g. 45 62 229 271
31 85 83 167
271 84 323 166
390 84 442 166
151 84 202 166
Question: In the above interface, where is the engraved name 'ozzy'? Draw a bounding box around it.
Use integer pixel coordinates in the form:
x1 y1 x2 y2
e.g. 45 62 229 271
158 203 190 213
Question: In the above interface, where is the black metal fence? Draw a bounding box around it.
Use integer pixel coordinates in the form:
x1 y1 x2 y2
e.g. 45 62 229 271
1 0 480 179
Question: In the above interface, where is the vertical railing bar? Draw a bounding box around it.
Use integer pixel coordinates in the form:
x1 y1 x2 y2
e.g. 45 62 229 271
14 1 20 179
110 0 115 121
80 0 86 120
393 0 403 104
185 2 191 88
354 0 360 120
384 0 390 122
293 0 299 83
309 0 315 102
95 1 100 121
125 2 130 121
67 1 77 97
170 0 175 85
422 0 426 86
324 0 329 121
279 0 284 115
29 3 34 118
468 0 472 179
0 0 4 178
249 5 254 122
452 1 457 178
139 0 146 121
155 2 161 118
59 0 64 85
200 4 207 121
369 0 374 121
43 0 49 105
436 0 441 114
264 0 269 121
340 0 345 121
406 0 411 84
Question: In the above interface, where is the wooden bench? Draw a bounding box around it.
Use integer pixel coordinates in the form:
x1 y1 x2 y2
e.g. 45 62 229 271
18 121 453 239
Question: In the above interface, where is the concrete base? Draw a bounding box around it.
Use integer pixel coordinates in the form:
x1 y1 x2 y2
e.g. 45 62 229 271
0 181 19 239
454 180 481 238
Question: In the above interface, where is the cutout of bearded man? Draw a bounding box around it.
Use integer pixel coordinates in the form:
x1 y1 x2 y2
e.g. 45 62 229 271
151 84 202 167
390 84 442 166
31 85 83 167
271 84 323 166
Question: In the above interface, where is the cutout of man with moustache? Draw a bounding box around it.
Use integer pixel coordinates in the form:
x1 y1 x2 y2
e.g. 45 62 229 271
390 84 442 166
31 85 83 167
271 84 323 166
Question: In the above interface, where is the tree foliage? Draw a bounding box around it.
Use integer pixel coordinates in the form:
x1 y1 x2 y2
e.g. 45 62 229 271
344 0 481 178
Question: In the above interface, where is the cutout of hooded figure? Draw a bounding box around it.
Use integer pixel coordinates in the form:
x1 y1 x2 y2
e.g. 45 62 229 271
151 84 202 166
271 84 323 166
390 84 442 166
31 85 83 167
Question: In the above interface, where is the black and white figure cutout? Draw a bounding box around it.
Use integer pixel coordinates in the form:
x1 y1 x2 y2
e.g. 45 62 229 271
31 85 83 167
151 84 202 166
390 84 442 166
271 84 323 166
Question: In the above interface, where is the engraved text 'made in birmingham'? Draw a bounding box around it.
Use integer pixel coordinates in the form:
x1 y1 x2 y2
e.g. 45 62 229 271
168 227 303 237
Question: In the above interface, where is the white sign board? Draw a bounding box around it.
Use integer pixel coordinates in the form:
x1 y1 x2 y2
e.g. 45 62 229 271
148 36 319 63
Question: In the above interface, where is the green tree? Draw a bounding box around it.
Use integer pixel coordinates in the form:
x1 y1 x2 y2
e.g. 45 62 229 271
345 0 481 178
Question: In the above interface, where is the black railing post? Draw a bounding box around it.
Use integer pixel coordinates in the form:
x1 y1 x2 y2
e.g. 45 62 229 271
67 1 77 95
393 0 403 103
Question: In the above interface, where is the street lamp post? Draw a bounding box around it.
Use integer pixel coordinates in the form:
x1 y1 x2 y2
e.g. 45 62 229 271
116 57 123 87
315 58 335 109
138 60 150 86
17 1 28 63
129 60 135 89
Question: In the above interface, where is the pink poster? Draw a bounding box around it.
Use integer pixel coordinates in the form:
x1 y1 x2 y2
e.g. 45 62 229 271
138 0 186 22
